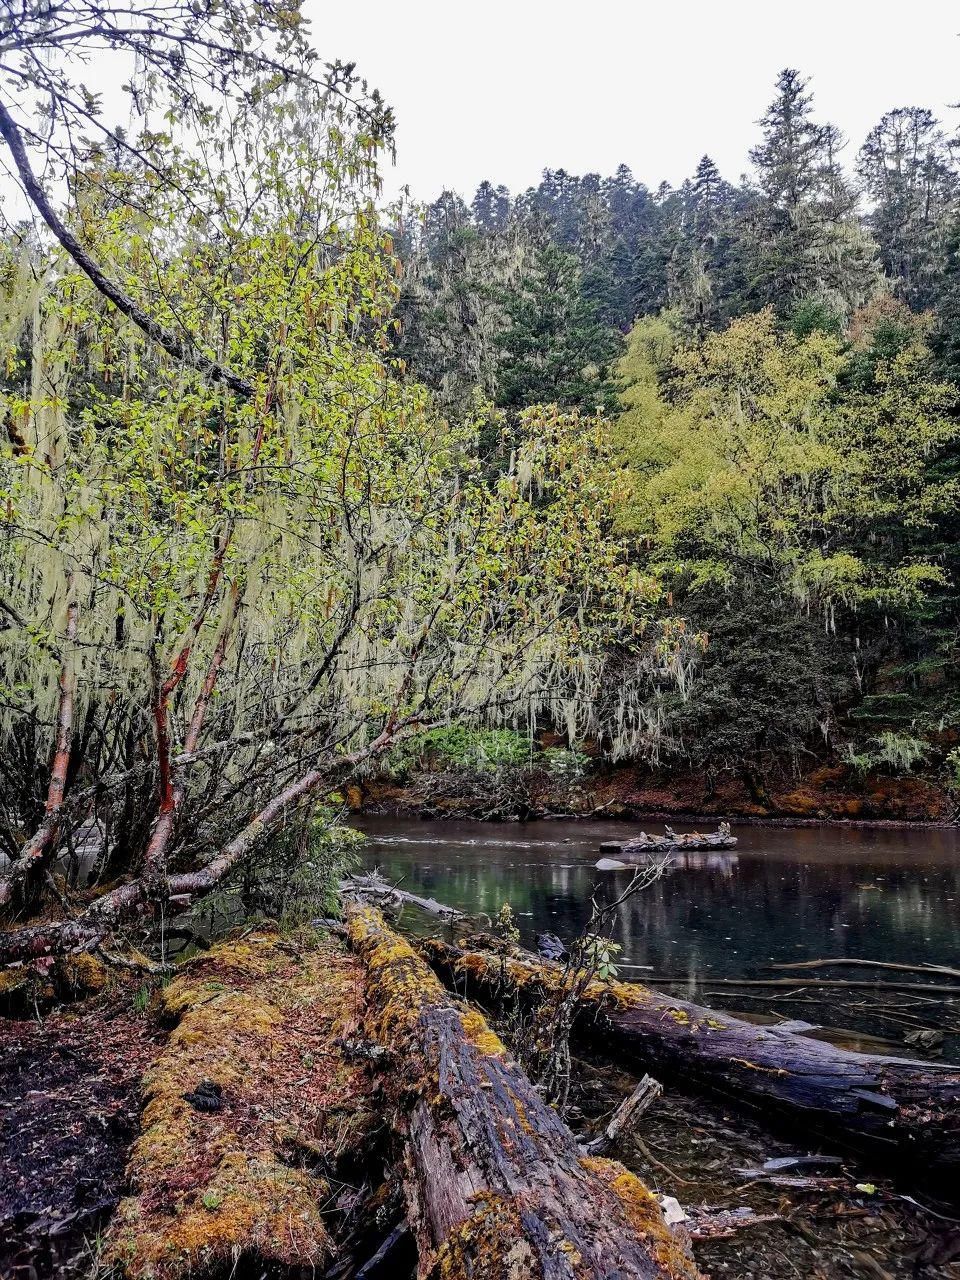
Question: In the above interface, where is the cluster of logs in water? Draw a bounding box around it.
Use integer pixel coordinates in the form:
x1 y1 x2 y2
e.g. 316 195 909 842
597 822 737 868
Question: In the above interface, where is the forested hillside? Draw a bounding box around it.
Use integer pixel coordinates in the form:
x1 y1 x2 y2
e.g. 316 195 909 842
386 70 960 812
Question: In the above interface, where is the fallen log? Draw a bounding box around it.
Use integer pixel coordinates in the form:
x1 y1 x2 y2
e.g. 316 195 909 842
347 906 702 1280
342 872 469 923
103 931 385 1280
421 936 960 1182
771 957 960 981
599 823 737 858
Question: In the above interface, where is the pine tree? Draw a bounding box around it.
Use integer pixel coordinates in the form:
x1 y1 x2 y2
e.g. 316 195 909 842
668 156 744 329
857 108 958 308
495 239 620 412
471 180 511 233
745 70 880 315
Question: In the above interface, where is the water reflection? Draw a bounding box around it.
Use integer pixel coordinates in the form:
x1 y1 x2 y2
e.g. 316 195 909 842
355 816 960 1051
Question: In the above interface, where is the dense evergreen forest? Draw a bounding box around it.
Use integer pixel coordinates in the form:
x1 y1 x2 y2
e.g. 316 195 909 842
387 70 960 807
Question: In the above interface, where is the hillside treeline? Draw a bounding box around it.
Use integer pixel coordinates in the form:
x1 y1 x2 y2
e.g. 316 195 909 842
392 70 960 791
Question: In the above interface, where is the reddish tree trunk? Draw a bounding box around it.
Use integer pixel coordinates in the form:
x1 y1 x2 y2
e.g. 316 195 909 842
0 579 78 909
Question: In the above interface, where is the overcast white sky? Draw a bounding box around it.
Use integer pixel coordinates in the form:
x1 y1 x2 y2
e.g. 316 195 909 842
310 0 960 199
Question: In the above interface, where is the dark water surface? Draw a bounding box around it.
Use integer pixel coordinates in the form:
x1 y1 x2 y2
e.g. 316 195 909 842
355 815 960 1051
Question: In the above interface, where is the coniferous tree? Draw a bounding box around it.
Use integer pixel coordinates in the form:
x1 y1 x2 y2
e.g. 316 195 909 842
857 108 959 308
495 239 621 412
471 180 511 232
745 69 880 316
667 156 745 329
932 213 960 383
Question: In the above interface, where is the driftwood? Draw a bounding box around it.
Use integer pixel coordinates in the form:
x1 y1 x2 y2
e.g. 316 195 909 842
683 1205 779 1241
422 936 960 1181
582 1074 663 1156
771 957 960 981
342 873 468 923
599 823 737 858
651 976 960 996
346 906 702 1280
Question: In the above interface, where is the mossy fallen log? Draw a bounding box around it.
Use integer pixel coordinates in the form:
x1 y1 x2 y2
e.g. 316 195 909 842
421 936 960 1183
347 905 703 1280
0 952 110 1015
104 930 383 1280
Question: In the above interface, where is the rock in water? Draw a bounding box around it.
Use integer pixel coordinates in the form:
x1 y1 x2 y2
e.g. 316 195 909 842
536 931 568 961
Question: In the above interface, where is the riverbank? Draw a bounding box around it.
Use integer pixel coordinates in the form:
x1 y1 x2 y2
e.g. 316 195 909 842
4 921 959 1279
354 759 956 825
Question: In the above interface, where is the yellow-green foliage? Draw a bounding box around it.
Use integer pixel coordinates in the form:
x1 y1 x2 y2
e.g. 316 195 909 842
0 79 668 842
610 309 958 610
104 931 376 1280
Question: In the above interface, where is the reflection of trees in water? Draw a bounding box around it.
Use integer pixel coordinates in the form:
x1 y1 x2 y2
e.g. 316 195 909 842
366 841 960 982
364 826 960 1047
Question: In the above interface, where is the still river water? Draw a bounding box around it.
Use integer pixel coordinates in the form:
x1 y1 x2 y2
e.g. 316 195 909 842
355 815 960 1052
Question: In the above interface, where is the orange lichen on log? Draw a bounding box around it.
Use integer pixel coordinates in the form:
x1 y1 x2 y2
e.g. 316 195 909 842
347 906 702 1280
104 929 378 1280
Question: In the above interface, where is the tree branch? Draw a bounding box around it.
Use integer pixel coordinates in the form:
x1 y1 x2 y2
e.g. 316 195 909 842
0 96 254 398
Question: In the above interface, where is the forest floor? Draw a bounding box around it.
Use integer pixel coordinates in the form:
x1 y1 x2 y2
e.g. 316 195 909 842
2 926 959 1280
0 983 161 1279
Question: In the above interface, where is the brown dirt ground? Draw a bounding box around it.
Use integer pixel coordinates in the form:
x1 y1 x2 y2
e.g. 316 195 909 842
0 983 161 1279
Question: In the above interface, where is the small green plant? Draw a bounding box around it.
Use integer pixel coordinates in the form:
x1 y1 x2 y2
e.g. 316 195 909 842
493 901 521 946
191 805 364 935
543 747 589 780
580 935 622 981
201 1191 223 1211
873 731 927 772
385 726 533 777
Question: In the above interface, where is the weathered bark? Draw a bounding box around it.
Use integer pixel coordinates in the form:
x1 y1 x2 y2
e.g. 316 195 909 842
422 936 960 1181
347 906 702 1280
0 577 78 910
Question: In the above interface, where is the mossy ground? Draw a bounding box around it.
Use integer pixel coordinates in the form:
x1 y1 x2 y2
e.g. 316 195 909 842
104 929 382 1280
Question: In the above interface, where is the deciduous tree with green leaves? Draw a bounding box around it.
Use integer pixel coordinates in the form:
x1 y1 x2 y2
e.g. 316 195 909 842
0 19 671 960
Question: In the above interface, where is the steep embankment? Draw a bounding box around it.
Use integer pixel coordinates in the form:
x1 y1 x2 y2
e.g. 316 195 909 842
356 760 953 824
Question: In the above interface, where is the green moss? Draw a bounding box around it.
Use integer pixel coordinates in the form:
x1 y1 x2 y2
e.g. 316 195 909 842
103 930 378 1280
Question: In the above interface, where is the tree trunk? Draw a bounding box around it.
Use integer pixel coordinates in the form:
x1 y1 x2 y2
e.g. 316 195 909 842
347 906 702 1280
422 936 960 1182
